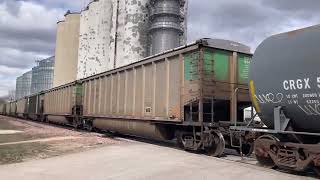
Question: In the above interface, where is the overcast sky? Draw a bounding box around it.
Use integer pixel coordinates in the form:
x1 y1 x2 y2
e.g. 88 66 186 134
0 0 319 96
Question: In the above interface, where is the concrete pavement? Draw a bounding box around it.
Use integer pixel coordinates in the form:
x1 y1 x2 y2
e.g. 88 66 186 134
0 141 314 180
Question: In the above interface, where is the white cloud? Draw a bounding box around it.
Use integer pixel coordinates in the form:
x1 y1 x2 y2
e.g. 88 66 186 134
0 0 65 96
187 0 320 51
0 0 319 97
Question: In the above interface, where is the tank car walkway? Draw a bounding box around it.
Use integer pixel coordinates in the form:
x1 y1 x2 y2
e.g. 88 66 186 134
0 141 312 180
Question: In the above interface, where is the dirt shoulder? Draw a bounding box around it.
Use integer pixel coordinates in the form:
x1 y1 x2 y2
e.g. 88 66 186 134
0 115 127 165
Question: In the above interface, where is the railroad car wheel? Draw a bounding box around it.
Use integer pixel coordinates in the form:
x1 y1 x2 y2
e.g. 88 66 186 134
254 135 279 168
205 131 225 157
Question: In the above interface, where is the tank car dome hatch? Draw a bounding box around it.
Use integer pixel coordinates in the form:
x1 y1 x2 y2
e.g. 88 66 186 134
198 38 251 54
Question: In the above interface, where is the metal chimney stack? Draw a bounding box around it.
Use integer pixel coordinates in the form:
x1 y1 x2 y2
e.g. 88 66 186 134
149 0 185 55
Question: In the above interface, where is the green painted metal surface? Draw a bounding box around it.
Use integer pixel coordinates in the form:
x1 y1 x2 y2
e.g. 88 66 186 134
238 54 251 84
184 52 199 81
184 49 231 82
204 49 230 82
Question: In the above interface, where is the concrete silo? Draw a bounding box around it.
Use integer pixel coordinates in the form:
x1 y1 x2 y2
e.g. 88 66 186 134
53 12 80 87
76 0 188 79
77 0 113 79
111 0 150 68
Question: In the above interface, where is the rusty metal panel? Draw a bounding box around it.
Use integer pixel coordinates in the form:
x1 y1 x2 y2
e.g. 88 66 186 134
111 74 117 114
155 60 167 117
28 95 38 115
80 43 200 122
93 79 99 115
82 52 183 122
5 103 10 115
93 118 173 140
10 102 16 115
168 57 182 118
143 64 154 117
105 76 112 114
44 84 75 115
83 82 88 115
89 80 94 115
99 76 106 115
134 67 143 116
125 69 134 116
16 98 26 115
80 41 251 123
0 104 3 114
118 72 126 115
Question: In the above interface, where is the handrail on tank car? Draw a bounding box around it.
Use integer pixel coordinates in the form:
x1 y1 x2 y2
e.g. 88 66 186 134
234 87 249 126
233 87 259 128
230 87 262 157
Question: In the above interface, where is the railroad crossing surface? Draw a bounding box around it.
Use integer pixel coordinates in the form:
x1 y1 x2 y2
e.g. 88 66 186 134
0 141 313 180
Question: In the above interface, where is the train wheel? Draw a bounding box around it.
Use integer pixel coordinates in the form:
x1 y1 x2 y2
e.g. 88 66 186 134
313 153 320 176
254 135 279 168
205 131 225 157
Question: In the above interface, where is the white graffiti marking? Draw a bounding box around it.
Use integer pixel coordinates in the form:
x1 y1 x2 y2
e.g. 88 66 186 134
255 93 284 104
298 104 320 116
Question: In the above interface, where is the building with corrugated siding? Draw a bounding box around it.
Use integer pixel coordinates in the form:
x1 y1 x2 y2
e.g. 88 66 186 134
31 56 55 94
53 12 80 87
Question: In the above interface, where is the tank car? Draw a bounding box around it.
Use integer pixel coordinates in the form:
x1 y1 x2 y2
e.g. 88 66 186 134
231 25 320 174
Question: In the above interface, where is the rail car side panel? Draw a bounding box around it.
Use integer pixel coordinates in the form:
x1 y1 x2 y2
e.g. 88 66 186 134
16 98 27 117
82 54 183 122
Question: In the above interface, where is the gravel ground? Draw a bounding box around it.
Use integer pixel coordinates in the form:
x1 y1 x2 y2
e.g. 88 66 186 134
0 115 127 164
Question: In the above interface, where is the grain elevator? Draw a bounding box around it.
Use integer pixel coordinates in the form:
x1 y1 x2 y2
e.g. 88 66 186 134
76 0 187 79
53 12 80 87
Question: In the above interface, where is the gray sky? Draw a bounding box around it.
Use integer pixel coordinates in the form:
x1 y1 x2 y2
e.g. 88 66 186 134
0 0 319 96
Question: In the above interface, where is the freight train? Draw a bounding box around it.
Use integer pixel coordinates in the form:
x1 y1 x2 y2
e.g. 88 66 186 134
2 25 320 175
0 38 254 157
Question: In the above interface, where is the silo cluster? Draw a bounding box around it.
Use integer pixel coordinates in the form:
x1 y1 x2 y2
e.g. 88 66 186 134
52 0 187 84
15 56 54 99
15 0 188 98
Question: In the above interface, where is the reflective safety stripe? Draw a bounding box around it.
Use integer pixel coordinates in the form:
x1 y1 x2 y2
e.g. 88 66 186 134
249 80 261 113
